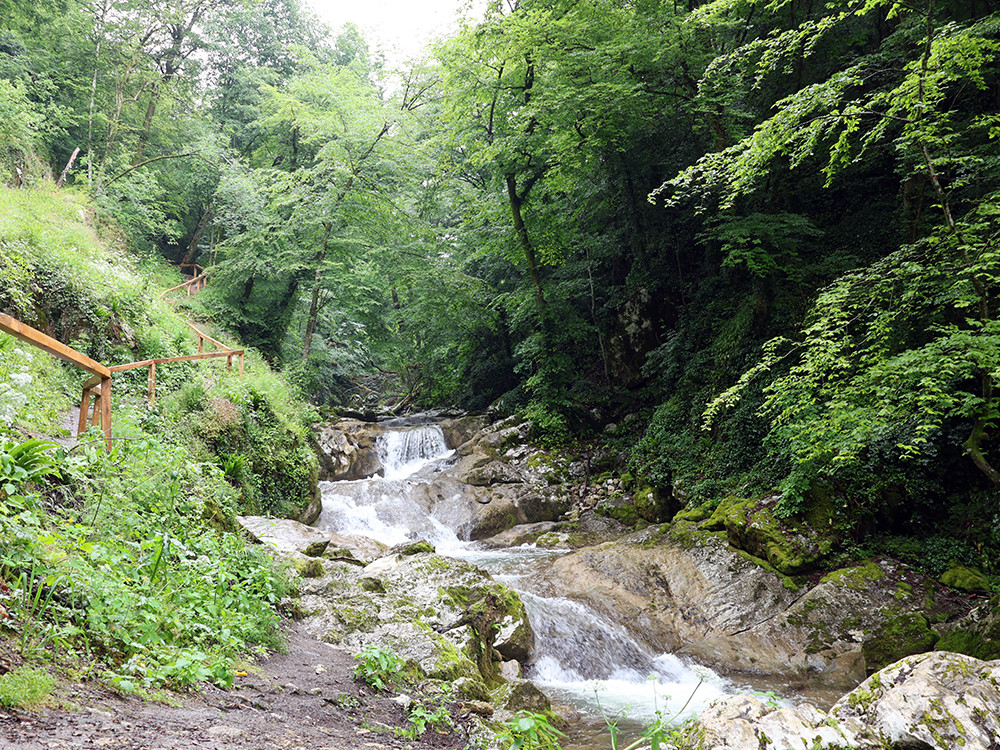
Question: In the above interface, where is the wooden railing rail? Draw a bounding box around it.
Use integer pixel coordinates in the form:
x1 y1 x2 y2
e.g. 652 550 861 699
2 314 245 449
108 349 244 407
0 313 112 450
161 272 207 298
186 321 232 353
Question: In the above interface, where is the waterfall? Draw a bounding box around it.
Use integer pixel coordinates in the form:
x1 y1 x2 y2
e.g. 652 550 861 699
316 426 731 745
377 425 452 479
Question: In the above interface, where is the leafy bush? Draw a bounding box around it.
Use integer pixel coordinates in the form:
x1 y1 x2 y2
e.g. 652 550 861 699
0 430 291 692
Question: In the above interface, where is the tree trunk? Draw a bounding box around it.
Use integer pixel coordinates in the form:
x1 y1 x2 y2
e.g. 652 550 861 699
182 206 213 265
505 173 545 313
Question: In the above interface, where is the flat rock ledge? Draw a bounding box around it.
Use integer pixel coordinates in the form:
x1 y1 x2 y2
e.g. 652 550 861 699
676 651 1000 749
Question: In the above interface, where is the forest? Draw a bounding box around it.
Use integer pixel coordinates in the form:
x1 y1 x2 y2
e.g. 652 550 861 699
4 0 1000 571
1 0 1000 716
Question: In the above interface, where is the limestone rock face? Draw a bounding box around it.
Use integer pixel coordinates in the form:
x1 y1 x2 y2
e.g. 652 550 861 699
545 525 800 655
315 419 386 481
543 523 946 687
238 516 386 563
296 551 534 695
676 652 1000 750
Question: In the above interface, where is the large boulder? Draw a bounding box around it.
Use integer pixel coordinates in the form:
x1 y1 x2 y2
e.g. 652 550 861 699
315 419 386 481
238 515 386 563
297 550 534 695
545 523 952 687
675 652 1000 750
545 523 800 657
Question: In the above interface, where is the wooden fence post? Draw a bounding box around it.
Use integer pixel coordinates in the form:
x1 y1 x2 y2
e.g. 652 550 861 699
148 362 156 406
101 376 112 451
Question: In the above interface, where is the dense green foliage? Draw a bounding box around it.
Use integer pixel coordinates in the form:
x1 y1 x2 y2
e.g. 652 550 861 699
0 188 315 692
2 0 999 584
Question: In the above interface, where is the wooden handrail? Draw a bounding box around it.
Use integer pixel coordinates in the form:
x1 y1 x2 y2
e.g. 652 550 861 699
0 314 110 378
109 349 244 372
186 321 232 352
0 314 112 450
1 313 245 450
161 273 206 297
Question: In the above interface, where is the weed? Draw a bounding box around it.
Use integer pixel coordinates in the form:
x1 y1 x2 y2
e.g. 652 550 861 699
0 666 55 708
353 644 404 692
499 711 566 750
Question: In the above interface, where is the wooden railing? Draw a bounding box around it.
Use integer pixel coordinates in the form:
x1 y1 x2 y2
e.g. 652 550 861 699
110 323 243 407
161 264 207 298
0 313 113 450
1 314 244 451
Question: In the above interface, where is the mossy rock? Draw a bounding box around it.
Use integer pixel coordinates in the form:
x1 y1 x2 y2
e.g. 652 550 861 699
936 596 1000 660
672 503 713 524
939 563 991 593
702 496 831 575
395 540 436 556
862 611 939 673
820 561 886 591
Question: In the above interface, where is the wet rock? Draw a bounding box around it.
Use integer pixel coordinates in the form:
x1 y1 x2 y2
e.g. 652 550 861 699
315 420 386 480
238 516 387 563
545 523 950 688
546 523 799 658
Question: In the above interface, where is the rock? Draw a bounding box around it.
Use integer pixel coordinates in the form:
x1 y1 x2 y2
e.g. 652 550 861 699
544 523 950 687
439 416 485 449
205 726 244 739
683 558 944 685
674 694 862 750
391 694 413 711
492 679 552 716
238 516 387 563
935 596 1000 659
459 700 494 717
451 676 490 701
545 523 800 659
833 651 1000 749
297 551 534 690
677 652 1000 749
939 563 991 593
315 420 386 480
700 495 834 575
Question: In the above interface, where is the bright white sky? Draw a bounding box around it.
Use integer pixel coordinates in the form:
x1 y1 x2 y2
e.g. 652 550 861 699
305 0 481 65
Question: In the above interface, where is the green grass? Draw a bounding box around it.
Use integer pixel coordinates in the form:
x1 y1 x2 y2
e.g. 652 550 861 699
0 666 55 708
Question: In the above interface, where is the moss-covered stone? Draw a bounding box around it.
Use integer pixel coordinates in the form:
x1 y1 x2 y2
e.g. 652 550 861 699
700 496 830 575
672 503 713 524
397 540 436 556
939 564 992 593
820 561 886 591
862 611 939 673
936 596 1000 660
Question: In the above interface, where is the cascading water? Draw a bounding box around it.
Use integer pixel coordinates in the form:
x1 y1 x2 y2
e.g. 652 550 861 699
316 424 732 746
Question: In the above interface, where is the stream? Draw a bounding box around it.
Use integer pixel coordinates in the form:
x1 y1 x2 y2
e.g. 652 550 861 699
315 424 735 747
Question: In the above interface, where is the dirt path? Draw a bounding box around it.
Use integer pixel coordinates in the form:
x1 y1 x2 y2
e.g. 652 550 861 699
0 624 473 750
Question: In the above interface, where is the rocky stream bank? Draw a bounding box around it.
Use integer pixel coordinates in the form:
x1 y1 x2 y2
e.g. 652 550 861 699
296 413 1000 748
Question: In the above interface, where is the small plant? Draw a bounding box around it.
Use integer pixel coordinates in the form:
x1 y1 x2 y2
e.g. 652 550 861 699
499 711 565 750
395 693 455 739
353 644 404 692
0 665 55 707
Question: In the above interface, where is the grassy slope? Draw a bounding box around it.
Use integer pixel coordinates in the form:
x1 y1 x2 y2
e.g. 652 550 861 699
0 185 318 702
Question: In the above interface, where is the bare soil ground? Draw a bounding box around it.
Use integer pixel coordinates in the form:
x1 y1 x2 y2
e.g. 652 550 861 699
0 623 474 750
